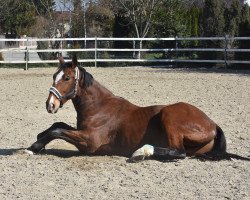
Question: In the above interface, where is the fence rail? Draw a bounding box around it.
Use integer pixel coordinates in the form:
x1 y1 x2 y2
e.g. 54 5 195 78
0 37 249 69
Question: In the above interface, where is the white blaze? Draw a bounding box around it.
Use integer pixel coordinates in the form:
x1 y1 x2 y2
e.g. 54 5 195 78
55 71 64 84
49 94 55 105
48 94 57 113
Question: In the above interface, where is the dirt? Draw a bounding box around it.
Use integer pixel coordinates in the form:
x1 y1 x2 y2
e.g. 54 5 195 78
0 67 249 200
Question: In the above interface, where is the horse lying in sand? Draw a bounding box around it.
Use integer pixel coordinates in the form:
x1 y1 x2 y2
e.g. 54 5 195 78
26 56 228 162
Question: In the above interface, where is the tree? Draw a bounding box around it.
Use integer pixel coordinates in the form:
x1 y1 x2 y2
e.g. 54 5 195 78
71 0 85 38
236 3 250 63
114 0 160 58
0 0 36 36
31 0 63 59
86 0 115 37
224 0 241 37
201 0 225 37
152 0 196 37
32 0 56 16
116 0 159 39
187 7 201 38
200 0 226 63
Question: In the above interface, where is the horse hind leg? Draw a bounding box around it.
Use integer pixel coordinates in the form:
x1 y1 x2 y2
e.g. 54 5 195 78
129 145 154 162
129 145 186 162
198 126 227 159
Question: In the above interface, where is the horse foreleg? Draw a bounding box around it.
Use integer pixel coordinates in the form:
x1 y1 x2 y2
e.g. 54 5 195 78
36 122 75 140
26 122 83 154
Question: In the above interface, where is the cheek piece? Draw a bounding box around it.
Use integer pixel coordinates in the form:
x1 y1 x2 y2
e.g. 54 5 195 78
49 67 80 108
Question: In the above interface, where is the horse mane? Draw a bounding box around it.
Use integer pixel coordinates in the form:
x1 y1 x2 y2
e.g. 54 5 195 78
79 67 93 88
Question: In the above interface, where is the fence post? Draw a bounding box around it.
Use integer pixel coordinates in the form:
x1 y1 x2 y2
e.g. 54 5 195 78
25 38 29 70
60 38 63 57
139 39 142 59
224 35 228 68
175 36 178 68
95 37 97 67
133 40 135 58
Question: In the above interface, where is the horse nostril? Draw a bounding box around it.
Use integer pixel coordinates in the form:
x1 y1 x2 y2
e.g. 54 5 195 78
47 102 55 112
50 103 55 110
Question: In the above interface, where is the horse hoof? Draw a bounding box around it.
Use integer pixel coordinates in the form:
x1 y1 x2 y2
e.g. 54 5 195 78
25 147 45 155
24 149 35 155
129 154 146 163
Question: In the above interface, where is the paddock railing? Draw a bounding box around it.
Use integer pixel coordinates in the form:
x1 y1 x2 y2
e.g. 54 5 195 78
0 37 249 69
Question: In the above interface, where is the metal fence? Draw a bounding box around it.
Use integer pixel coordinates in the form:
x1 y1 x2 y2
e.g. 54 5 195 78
0 37 249 69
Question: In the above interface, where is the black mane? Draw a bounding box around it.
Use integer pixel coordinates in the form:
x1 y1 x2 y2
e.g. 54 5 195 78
79 67 93 88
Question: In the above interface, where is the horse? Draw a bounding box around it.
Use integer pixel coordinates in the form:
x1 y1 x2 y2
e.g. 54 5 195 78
26 56 227 162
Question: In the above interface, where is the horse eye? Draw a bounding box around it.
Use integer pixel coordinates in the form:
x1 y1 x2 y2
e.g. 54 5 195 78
65 75 71 81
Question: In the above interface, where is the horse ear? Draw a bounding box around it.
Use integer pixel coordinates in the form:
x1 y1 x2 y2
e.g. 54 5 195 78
58 56 65 64
72 54 78 68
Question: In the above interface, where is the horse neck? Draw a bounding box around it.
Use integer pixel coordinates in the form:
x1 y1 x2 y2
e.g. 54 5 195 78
72 79 114 117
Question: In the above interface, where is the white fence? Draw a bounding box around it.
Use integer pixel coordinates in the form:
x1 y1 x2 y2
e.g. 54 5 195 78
0 37 249 69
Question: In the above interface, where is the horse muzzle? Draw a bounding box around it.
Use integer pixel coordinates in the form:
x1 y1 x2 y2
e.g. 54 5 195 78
46 93 61 114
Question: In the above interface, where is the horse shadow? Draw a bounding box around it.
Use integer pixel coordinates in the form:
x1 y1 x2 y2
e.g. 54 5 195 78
0 148 19 156
188 153 250 161
0 148 82 158
0 148 249 161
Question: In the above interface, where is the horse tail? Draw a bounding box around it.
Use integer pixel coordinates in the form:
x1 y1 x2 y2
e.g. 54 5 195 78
213 125 227 155
204 125 250 161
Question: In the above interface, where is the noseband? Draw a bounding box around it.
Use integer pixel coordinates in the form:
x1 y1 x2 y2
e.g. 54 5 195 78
49 67 80 107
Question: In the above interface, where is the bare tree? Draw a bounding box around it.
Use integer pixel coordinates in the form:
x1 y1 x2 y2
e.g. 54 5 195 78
57 0 87 43
116 0 160 58
116 0 159 38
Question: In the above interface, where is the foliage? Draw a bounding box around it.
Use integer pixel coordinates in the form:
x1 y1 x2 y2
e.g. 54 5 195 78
236 3 250 62
71 0 84 38
85 1 115 37
70 0 115 42
37 41 51 60
152 0 188 37
31 0 56 37
112 13 134 57
199 0 226 63
0 0 56 37
224 0 241 36
201 0 225 37
115 0 159 38
32 0 56 16
0 0 36 36
0 0 250 68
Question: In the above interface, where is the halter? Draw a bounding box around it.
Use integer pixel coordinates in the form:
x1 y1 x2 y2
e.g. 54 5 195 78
49 67 80 107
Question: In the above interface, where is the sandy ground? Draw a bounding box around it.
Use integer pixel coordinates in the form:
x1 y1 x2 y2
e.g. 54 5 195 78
0 67 249 200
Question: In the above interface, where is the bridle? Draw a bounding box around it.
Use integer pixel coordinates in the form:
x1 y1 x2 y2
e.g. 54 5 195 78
49 66 80 107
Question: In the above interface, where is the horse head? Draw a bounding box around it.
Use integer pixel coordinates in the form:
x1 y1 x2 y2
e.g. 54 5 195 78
46 56 80 113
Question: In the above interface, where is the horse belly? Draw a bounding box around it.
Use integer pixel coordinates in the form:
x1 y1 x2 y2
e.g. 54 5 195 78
115 109 167 155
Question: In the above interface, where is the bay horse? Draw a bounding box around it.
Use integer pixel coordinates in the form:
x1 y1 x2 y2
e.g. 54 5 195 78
26 56 227 162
